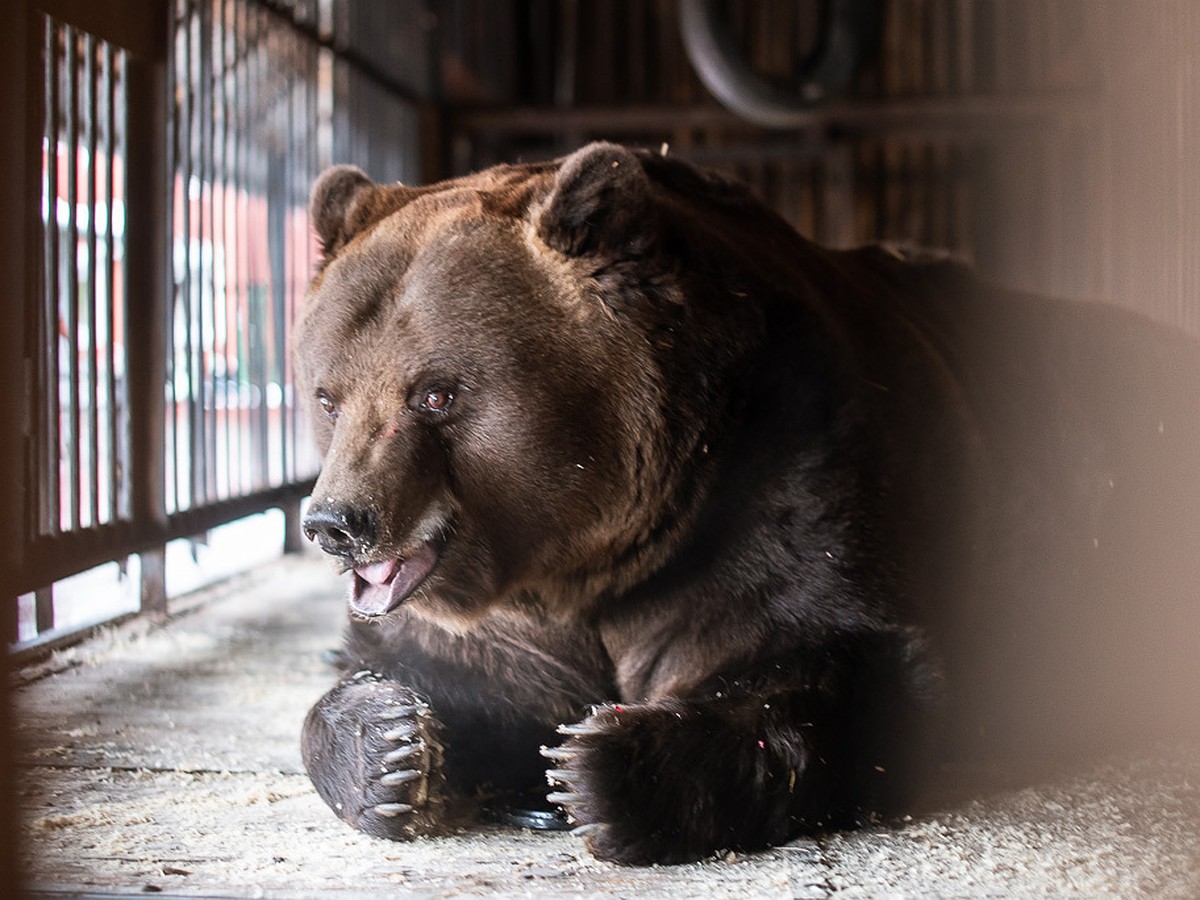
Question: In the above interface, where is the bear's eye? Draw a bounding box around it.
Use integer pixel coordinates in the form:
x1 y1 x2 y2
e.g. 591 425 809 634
419 388 454 413
316 390 338 419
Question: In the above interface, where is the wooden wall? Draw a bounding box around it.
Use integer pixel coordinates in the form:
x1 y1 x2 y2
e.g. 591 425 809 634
435 0 1200 334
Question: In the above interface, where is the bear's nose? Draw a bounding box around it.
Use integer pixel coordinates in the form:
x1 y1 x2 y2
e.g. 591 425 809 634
303 502 378 559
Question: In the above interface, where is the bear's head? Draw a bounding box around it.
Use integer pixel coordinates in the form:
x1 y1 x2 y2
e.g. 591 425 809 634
295 143 754 629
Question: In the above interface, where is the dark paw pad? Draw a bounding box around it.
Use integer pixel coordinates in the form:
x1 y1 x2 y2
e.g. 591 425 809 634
304 674 446 840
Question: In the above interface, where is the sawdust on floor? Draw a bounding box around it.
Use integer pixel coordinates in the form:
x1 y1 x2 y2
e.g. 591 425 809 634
14 554 1200 897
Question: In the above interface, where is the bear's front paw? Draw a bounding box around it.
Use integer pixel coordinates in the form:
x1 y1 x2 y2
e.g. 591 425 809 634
543 701 791 865
302 675 447 840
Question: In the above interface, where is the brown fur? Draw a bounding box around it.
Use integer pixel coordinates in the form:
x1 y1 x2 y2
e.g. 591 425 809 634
296 143 1200 865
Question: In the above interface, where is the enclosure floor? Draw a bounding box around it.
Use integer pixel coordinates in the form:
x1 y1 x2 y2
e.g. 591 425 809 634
14 553 1200 898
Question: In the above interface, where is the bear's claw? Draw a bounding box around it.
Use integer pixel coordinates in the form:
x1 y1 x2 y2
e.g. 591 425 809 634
380 769 422 787
377 703 422 720
363 693 442 834
373 802 414 817
382 722 419 742
382 742 423 766
543 701 745 863
303 678 447 840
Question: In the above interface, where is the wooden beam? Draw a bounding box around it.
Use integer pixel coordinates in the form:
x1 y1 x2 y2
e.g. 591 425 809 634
451 94 1102 140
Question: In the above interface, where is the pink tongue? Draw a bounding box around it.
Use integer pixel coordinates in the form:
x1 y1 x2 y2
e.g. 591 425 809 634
355 558 398 586
350 541 440 617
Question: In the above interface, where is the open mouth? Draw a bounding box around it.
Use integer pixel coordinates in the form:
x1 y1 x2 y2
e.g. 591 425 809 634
350 537 443 618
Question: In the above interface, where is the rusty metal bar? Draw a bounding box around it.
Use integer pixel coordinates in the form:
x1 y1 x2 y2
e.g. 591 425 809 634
103 40 121 524
253 11 269 494
217 0 232 502
14 478 315 598
34 587 55 634
282 495 306 555
180 0 198 514
85 30 100 529
0 4 33 883
42 17 62 541
65 25 81 534
165 3 181 517
198 0 215 508
232 0 247 497
139 545 167 616
123 5 168 616
279 23 296 488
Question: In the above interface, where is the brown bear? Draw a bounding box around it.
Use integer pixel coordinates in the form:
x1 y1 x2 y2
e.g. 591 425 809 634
295 142 1200 865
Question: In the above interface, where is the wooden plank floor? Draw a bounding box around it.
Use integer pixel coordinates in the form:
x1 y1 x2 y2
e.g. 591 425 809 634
14 553 1200 897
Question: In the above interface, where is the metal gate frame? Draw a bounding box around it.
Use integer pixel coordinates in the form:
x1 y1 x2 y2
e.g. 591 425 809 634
3 0 432 654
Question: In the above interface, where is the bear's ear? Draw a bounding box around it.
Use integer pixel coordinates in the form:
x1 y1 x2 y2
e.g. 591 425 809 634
310 165 376 259
535 142 654 258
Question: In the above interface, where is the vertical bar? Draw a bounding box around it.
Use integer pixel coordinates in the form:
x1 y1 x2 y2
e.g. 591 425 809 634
174 0 186 514
954 0 974 94
264 142 281 490
227 0 239 496
170 3 184 513
244 1 257 493
104 42 120 522
65 25 81 533
950 143 972 256
874 139 889 241
193 0 206 507
280 27 296 487
818 146 856 248
181 0 197 512
204 0 218 502
282 495 305 555
930 142 949 249
86 32 100 529
34 586 55 635
3 0 37 638
253 8 268 491
197 0 212 507
232 0 247 494
97 39 111 525
218 0 232 501
124 6 170 614
165 2 181 516
163 9 175 516
139 546 167 616
295 29 311 475
195 0 207 505
2 3 36 884
43 17 62 538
